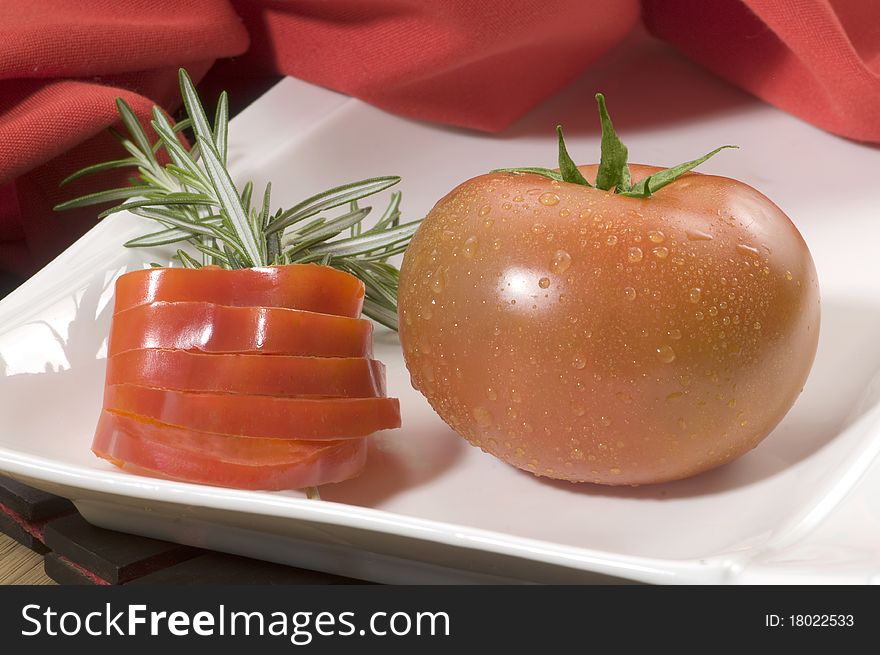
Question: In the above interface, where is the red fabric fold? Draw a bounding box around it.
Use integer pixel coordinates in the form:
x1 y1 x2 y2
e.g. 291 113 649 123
642 0 880 143
224 0 640 132
1 0 879 285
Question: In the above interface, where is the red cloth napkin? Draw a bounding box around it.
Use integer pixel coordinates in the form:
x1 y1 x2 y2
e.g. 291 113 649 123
642 0 880 143
1 0 878 285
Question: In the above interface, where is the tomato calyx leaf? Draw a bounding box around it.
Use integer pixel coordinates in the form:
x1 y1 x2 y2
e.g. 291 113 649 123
492 93 737 198
556 125 592 186
619 145 739 198
492 167 564 181
594 93 631 192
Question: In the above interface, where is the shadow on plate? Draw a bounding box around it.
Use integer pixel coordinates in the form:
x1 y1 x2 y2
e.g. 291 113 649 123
320 426 467 507
525 296 880 500
0 268 116 455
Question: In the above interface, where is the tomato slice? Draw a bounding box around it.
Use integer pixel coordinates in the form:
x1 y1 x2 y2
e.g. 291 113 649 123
114 265 365 317
107 349 387 398
109 302 373 357
104 384 401 439
93 411 366 490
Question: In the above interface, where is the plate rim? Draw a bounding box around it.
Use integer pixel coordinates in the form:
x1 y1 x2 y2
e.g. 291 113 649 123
0 445 724 584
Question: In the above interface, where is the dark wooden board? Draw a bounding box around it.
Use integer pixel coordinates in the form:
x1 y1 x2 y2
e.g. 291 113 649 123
0 476 74 522
43 552 110 585
128 552 366 585
42 513 200 584
0 510 49 554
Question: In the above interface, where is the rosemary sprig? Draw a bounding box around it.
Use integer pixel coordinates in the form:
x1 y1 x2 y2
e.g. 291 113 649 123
55 69 418 330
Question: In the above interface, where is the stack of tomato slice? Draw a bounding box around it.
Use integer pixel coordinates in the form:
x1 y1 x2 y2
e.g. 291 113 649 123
93 265 400 490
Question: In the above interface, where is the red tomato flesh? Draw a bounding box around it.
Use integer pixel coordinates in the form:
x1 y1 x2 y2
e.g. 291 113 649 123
109 302 373 358
103 384 401 440
93 411 367 490
114 264 365 317
107 349 387 398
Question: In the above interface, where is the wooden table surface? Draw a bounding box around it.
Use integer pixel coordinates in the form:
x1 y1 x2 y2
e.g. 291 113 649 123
0 534 54 585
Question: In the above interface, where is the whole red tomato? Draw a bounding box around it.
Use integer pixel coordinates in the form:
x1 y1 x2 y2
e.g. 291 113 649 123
398 96 819 486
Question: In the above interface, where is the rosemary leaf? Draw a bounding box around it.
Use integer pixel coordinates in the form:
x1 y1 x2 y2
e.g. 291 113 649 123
267 176 400 235
192 137 264 266
97 193 217 219
176 249 202 269
362 297 399 330
151 108 202 179
59 159 139 187
283 207 371 256
371 191 402 232
240 180 253 213
215 91 229 165
304 220 421 258
178 69 215 149
115 98 155 164
54 186 153 211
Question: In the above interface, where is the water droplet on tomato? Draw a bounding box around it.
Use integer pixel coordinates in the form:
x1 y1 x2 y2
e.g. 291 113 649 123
686 229 713 241
551 250 572 274
479 205 491 217
627 247 643 263
472 406 493 427
538 277 550 289
538 192 560 206
462 236 478 258
606 235 618 246
653 246 669 259
430 267 445 293
656 345 676 363
688 288 702 303
668 328 682 340
648 230 666 243
737 243 760 256
572 355 587 370
624 286 637 301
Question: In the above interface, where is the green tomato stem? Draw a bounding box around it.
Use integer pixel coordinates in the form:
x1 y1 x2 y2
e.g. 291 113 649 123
493 93 737 197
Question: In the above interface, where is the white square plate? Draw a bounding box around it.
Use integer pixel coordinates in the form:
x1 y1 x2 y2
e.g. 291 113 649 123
2 35 880 584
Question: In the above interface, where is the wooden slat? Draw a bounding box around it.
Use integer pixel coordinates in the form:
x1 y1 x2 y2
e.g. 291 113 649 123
0 477 74 521
0 534 54 585
128 552 363 585
42 514 200 584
